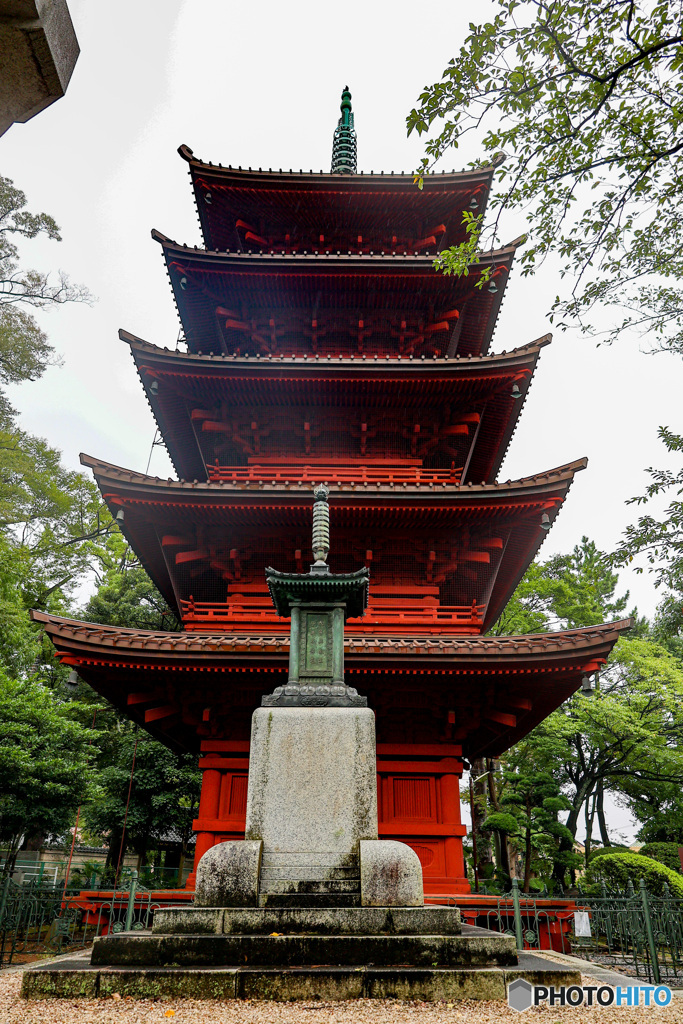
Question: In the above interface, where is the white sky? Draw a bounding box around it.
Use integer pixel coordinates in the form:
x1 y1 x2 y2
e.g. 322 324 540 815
3 0 678 843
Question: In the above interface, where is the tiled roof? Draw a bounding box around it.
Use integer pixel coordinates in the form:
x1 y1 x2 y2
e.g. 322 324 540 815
31 610 631 660
80 453 586 495
178 143 496 182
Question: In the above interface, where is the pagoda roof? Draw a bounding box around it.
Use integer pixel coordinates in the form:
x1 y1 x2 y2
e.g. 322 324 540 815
32 610 631 760
122 329 550 485
154 232 518 359
80 453 586 633
178 144 496 253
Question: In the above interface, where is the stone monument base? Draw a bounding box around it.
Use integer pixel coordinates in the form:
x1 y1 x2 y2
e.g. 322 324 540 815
22 938 581 1002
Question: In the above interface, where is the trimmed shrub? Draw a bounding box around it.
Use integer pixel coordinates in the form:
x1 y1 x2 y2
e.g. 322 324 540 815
586 852 683 897
587 845 632 863
639 843 682 874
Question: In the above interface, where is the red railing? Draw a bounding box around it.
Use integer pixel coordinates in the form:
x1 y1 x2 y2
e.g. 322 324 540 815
179 596 485 632
207 464 463 486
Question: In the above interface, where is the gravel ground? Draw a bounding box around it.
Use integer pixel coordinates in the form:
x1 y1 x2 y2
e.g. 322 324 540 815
2 972 683 1023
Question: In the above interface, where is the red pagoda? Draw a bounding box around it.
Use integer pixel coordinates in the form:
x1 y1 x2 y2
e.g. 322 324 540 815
33 90 629 895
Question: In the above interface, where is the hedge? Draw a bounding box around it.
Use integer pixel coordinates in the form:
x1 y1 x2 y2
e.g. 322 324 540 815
585 852 683 897
587 845 632 863
639 843 682 874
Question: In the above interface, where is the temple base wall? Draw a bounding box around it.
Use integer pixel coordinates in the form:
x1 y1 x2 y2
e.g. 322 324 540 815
189 740 468 894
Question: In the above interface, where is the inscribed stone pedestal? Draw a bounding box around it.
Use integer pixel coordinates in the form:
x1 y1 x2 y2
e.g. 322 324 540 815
245 707 378 853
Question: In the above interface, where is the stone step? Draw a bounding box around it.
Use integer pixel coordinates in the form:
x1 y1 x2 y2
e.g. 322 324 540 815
21 957 584 1003
153 905 462 937
258 879 360 895
258 892 361 909
261 851 357 868
260 866 359 882
91 929 517 969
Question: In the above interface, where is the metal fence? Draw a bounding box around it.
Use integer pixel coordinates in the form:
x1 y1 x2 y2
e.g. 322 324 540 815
0 856 190 890
443 878 683 985
4 870 683 984
0 872 193 968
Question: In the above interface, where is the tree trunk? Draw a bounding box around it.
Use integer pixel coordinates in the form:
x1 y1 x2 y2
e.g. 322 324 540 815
552 778 594 886
471 757 494 879
105 830 126 881
1 834 22 880
523 819 532 894
487 761 511 879
21 831 45 852
596 781 611 847
584 791 597 867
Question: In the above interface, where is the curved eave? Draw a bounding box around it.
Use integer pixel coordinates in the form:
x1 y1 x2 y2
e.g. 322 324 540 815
178 143 495 252
178 143 496 189
122 328 550 484
81 451 586 505
31 609 631 758
153 232 517 360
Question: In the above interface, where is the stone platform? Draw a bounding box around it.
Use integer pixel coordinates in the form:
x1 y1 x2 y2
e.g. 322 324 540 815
17 901 584 1002
91 926 512 969
153 904 463 935
21 948 581 1002
90 906 508 971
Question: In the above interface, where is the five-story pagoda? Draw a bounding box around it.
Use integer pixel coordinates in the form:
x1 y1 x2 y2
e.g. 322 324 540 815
33 90 630 895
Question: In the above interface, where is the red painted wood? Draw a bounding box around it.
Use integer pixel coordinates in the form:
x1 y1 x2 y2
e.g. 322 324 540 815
190 744 470 894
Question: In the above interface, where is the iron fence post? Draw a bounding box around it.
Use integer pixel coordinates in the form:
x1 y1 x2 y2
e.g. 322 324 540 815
0 876 9 966
125 871 138 932
511 878 524 949
0 875 10 925
640 878 661 985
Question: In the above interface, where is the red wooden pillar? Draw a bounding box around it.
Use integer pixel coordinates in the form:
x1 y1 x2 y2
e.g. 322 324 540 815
186 741 250 889
441 769 467 889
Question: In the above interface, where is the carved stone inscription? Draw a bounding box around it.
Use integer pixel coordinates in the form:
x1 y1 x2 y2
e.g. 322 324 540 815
302 612 332 676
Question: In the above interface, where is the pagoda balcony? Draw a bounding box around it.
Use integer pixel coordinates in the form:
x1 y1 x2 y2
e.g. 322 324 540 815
179 592 485 634
206 463 464 487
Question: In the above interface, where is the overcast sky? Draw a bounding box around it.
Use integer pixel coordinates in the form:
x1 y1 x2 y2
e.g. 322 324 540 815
5 0 668 841
4 0 679 624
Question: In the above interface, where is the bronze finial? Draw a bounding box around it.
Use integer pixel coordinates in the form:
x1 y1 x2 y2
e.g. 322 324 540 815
331 86 357 175
312 483 330 567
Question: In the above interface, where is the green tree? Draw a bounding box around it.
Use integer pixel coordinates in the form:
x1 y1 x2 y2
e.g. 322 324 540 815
0 177 107 675
492 536 629 636
408 0 683 349
489 540 683 885
83 728 200 881
639 842 683 873
0 175 90 393
612 428 683 593
0 672 98 878
540 636 683 883
0 417 116 675
484 758 576 892
586 851 683 896
82 532 179 631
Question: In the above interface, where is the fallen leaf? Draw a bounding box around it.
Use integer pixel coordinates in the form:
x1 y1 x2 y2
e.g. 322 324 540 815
164 1010 175 1017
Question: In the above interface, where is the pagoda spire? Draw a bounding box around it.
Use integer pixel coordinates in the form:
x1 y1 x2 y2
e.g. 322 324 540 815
331 86 357 174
